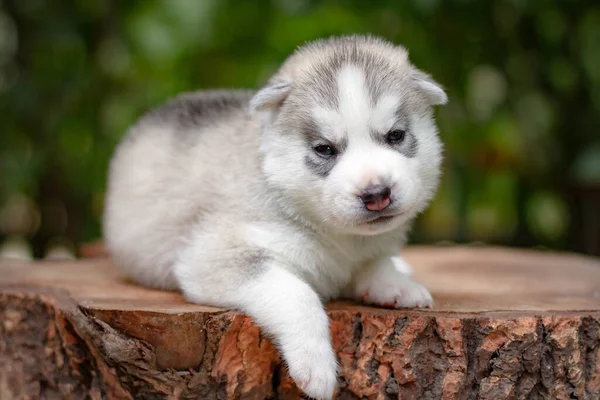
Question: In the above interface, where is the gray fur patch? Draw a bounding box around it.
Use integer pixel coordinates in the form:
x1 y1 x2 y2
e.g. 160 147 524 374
293 42 403 110
298 113 345 178
305 154 337 178
369 130 418 159
238 248 269 276
299 116 323 142
124 90 255 147
241 249 269 275
280 36 435 131
369 114 418 158
299 115 348 152
148 90 254 127
397 132 418 158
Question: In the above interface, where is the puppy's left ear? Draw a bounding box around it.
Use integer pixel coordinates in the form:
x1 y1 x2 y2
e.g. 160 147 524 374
250 79 292 117
412 71 448 106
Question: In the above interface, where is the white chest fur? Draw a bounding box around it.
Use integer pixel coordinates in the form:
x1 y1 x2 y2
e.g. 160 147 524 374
242 221 402 299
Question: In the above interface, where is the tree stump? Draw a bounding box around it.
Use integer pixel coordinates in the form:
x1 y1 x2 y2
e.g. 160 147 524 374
1 246 599 399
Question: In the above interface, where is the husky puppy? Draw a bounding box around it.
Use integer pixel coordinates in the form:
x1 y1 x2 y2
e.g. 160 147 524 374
103 35 447 399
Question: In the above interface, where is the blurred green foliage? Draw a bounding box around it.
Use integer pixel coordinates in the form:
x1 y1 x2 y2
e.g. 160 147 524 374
1 0 599 257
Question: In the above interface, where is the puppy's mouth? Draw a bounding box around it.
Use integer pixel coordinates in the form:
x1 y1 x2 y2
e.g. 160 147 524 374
366 215 395 224
362 213 401 225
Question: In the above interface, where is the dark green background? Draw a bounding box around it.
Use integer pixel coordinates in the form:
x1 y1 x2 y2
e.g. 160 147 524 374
1 0 599 257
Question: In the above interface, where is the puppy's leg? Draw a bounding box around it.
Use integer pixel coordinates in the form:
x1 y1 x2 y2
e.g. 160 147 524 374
390 255 413 276
346 255 433 308
174 252 337 400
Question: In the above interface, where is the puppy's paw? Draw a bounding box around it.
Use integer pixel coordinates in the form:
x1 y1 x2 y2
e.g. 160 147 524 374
286 341 338 399
360 278 433 308
355 257 433 309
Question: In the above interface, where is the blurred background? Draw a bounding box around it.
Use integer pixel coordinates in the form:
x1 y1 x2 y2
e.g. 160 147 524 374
1 0 599 260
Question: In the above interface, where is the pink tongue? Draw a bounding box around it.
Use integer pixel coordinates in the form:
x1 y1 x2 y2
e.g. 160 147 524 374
366 197 390 211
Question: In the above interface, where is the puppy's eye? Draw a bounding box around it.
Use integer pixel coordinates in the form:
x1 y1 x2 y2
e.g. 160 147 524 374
314 145 337 157
386 129 406 144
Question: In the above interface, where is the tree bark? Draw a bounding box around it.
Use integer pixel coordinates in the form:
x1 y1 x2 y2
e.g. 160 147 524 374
1 246 599 399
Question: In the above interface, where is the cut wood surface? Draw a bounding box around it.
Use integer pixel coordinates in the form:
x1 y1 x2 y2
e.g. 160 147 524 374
1 246 599 399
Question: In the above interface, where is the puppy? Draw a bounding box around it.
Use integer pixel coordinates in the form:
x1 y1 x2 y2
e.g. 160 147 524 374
103 35 447 399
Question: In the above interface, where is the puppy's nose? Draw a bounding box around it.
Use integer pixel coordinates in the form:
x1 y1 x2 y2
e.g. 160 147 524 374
360 185 391 211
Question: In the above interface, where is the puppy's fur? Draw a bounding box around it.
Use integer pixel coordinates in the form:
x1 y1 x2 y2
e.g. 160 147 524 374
103 35 447 399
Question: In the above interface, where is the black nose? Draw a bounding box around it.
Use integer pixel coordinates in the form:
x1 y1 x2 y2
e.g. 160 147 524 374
360 185 392 204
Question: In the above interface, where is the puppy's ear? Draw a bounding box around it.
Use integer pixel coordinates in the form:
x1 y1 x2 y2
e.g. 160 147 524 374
250 79 292 116
412 71 448 106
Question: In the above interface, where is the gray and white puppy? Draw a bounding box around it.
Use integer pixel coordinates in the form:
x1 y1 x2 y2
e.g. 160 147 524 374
103 35 447 399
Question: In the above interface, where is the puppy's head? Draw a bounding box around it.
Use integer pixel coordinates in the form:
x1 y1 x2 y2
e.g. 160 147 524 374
252 35 447 236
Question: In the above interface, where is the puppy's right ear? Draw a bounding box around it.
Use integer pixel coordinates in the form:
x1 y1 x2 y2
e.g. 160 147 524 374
412 71 448 106
250 80 292 121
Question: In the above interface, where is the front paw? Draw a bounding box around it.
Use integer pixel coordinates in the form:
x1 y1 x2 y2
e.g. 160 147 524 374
359 278 433 309
285 340 338 399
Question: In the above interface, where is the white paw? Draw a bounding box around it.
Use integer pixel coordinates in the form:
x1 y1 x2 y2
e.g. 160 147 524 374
358 275 433 309
361 279 433 308
285 341 338 399
354 256 433 309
